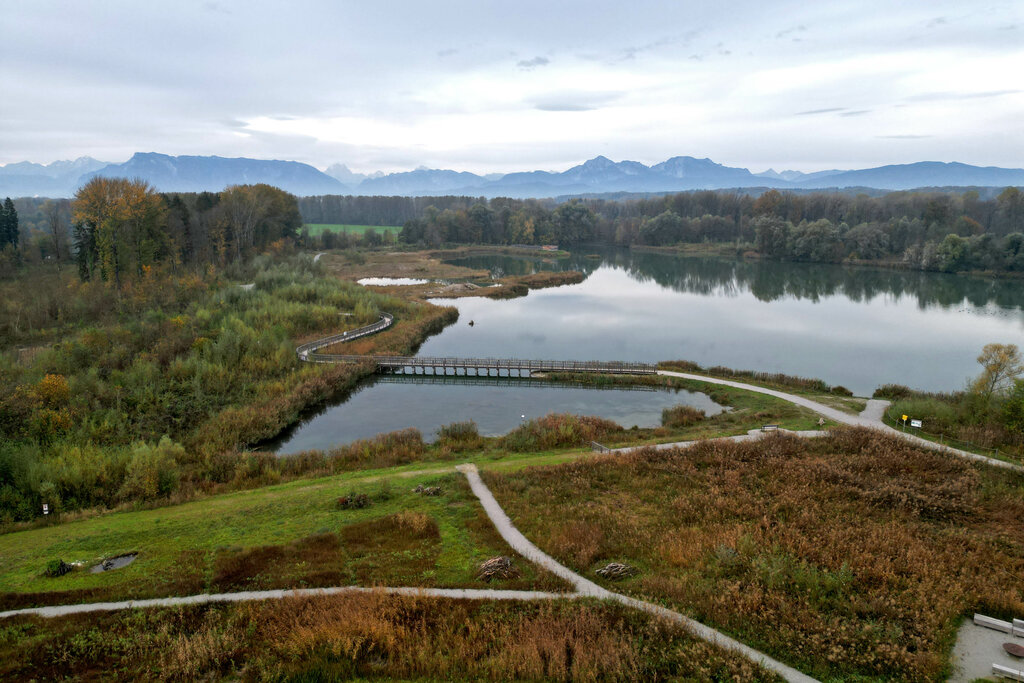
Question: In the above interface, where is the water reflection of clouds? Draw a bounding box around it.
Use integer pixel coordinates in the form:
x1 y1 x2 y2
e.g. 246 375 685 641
423 255 1024 393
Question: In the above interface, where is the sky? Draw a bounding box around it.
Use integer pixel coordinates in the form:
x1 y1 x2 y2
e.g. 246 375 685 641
2 0 1023 174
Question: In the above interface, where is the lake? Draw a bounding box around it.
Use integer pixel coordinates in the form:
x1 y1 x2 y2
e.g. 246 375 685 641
270 249 1024 454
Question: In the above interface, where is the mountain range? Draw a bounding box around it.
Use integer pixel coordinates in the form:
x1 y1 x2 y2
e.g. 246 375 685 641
3 152 1023 199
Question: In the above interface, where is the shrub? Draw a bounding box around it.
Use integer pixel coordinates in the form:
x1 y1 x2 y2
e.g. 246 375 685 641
829 385 853 397
500 413 623 452
336 492 371 510
44 559 73 578
436 421 483 453
117 436 184 502
874 384 916 400
661 405 706 428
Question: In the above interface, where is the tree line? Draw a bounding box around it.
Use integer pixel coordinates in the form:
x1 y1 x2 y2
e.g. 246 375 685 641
298 186 1024 274
67 178 302 283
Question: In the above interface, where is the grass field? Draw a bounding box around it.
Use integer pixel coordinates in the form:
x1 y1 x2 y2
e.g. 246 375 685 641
0 469 569 609
304 223 400 236
483 428 1024 682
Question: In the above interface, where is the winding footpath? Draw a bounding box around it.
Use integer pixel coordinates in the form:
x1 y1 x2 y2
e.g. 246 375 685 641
657 370 1024 474
458 462 819 683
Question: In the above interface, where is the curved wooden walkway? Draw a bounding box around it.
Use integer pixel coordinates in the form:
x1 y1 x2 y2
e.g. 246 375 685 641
296 313 656 375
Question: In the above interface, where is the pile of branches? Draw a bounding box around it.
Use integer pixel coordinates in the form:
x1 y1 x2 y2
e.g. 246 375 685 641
476 556 521 582
595 562 637 580
413 484 442 496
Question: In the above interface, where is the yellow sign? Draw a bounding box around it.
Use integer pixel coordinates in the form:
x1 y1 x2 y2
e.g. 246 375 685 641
901 414 908 421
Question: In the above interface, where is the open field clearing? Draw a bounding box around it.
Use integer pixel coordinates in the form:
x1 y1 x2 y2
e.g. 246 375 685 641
304 223 400 236
483 428 1024 682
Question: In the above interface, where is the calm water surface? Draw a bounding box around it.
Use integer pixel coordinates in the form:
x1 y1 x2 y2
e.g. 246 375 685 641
272 249 1024 453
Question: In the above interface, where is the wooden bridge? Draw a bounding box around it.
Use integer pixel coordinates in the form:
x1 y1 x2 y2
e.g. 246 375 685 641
372 374 659 391
296 313 656 377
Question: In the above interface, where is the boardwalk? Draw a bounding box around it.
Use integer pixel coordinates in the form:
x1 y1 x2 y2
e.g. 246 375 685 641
296 313 656 375
307 354 656 376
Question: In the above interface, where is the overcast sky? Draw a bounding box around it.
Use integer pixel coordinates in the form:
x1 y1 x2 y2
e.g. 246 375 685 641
2 0 1023 173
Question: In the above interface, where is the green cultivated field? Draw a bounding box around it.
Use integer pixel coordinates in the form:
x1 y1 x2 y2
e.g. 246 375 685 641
304 223 400 236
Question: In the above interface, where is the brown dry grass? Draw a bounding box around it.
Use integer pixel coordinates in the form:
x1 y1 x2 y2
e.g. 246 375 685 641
483 427 1024 682
0 593 783 681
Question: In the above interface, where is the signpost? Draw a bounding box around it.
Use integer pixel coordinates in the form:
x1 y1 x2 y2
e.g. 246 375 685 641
42 503 49 515
901 414 908 430
910 419 922 429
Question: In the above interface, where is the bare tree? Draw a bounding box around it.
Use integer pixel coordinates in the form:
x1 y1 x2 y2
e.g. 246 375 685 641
43 199 68 265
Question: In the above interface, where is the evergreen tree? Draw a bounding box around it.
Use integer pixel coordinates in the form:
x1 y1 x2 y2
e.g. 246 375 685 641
4 197 18 248
0 197 14 247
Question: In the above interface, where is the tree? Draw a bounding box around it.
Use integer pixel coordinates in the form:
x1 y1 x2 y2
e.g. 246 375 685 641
72 177 167 285
639 210 684 246
971 343 1024 403
43 200 67 262
936 233 969 272
789 219 842 262
0 197 18 249
753 215 791 258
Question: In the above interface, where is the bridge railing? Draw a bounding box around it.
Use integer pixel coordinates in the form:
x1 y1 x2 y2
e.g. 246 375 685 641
296 313 394 359
305 353 656 374
296 311 656 375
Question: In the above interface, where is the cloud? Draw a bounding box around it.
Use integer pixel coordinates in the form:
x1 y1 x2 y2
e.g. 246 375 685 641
906 89 1021 102
437 48 458 58
529 91 623 112
926 17 947 28
776 24 807 39
795 108 846 115
840 110 871 117
516 56 549 70
876 135 933 139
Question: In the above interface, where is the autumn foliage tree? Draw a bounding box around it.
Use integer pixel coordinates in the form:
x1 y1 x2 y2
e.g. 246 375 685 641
72 177 168 284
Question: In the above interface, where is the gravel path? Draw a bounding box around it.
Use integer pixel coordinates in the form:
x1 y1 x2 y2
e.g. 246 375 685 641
458 463 819 683
605 428 829 455
0 585 576 620
657 370 1023 473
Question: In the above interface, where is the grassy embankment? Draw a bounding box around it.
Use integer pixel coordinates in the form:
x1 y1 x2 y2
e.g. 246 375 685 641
0 594 781 681
0 468 570 610
303 223 401 237
483 428 1024 682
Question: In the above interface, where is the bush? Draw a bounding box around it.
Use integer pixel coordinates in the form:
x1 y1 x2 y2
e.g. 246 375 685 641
830 385 853 397
44 559 73 577
336 492 371 509
117 436 184 502
500 414 622 452
661 405 706 428
436 421 483 453
874 384 917 400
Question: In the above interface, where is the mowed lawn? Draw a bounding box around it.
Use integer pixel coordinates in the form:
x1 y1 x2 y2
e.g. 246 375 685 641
484 428 1024 682
0 469 568 609
304 223 400 236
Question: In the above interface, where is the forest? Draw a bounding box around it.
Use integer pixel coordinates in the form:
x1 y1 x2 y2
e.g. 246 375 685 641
297 186 1024 274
